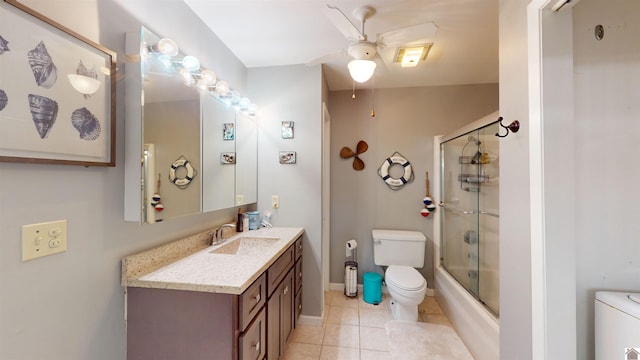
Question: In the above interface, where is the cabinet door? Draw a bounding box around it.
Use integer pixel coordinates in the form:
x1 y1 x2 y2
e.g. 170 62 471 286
239 309 266 360
267 269 294 360
281 270 294 346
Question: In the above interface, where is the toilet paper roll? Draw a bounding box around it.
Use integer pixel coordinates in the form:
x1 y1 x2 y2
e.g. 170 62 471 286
346 239 358 257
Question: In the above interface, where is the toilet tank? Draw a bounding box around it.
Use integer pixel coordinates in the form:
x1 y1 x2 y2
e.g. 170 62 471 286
372 229 426 267
595 291 640 359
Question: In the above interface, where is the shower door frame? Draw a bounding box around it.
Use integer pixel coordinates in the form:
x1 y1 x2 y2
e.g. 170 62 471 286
438 112 500 316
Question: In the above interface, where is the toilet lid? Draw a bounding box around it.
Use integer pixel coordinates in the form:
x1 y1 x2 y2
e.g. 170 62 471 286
386 266 425 291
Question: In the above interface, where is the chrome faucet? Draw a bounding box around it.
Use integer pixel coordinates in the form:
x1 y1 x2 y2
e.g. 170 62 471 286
212 223 235 245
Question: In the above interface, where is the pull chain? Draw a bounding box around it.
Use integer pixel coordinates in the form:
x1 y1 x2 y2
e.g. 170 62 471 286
352 80 356 99
370 75 375 117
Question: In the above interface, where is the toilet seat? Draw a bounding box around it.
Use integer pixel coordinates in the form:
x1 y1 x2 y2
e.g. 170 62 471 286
385 265 426 291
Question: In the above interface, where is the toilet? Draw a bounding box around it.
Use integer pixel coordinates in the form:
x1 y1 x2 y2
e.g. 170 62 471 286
372 229 427 321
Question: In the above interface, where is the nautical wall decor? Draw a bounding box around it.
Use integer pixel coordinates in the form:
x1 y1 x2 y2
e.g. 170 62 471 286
378 151 414 190
0 0 116 166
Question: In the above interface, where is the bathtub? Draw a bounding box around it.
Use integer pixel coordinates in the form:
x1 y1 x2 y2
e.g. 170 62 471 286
435 265 499 360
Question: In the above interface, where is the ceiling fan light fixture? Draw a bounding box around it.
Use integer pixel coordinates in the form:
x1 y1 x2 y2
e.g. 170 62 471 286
348 59 376 83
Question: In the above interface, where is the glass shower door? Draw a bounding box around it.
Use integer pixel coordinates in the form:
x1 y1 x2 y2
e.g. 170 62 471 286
440 121 500 315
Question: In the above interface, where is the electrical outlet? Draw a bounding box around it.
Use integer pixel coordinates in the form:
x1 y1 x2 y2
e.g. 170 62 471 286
236 194 244 205
272 195 279 209
22 220 67 261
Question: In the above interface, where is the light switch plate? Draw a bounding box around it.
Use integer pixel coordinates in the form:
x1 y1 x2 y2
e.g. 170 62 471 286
22 220 67 261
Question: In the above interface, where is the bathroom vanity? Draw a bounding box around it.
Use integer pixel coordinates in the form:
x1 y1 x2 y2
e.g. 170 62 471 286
121 227 304 360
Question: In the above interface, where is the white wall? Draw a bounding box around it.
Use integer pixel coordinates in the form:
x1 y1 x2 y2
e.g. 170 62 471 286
498 0 533 358
328 85 498 286
0 1 247 359
248 65 325 318
573 1 640 358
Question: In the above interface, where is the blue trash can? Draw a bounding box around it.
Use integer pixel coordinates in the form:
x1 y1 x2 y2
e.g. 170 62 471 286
363 272 383 305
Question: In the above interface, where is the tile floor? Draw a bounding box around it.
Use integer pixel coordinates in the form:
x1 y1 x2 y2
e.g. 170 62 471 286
283 290 453 360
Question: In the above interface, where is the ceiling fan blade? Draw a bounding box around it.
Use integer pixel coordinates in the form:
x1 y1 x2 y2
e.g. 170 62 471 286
373 52 389 75
305 48 347 67
323 5 365 42
377 22 439 48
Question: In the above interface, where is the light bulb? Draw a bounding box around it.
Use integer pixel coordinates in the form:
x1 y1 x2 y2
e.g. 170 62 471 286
230 90 241 106
157 54 174 71
179 68 194 85
215 80 230 94
156 38 179 56
200 69 217 86
181 56 200 72
239 97 251 110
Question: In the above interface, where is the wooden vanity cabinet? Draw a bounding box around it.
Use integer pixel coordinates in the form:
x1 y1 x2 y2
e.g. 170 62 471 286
294 237 303 327
126 236 303 360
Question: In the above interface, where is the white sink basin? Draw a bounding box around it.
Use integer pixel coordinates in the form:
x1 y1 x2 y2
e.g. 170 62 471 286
209 236 280 255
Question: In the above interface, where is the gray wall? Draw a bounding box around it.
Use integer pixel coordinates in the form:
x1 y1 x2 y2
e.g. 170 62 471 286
328 85 498 286
0 1 246 359
248 65 325 318
574 1 640 358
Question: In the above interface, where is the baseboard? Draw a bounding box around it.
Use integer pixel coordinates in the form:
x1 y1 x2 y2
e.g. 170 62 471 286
329 282 435 297
297 314 323 327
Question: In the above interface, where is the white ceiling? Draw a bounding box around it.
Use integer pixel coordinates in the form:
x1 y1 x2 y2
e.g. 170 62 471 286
183 0 498 91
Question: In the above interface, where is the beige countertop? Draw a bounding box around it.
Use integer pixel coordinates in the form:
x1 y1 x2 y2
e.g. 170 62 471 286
122 227 304 295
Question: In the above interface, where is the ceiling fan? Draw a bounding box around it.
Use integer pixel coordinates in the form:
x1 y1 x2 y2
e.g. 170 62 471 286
310 4 439 83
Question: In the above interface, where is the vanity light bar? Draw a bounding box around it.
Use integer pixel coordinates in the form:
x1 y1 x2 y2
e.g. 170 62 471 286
147 37 257 117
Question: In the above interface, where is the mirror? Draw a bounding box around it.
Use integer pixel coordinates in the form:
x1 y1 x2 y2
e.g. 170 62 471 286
235 111 258 205
201 94 235 212
124 26 257 224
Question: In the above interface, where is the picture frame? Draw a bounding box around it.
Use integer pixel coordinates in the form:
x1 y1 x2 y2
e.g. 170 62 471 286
0 0 117 166
279 151 296 164
223 122 234 140
220 152 236 164
281 121 294 139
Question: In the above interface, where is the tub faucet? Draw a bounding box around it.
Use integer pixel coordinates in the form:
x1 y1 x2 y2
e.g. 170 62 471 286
213 224 235 245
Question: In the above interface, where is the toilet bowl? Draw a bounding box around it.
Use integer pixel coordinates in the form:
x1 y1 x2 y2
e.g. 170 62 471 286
385 265 427 321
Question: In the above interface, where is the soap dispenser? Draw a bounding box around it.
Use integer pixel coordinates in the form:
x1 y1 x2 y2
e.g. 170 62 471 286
236 208 243 232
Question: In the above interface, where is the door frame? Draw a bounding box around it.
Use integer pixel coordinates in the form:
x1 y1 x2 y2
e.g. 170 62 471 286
527 0 577 358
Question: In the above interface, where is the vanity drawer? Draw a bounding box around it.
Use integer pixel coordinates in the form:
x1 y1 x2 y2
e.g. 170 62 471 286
239 308 266 360
267 245 294 297
294 236 303 260
239 273 266 332
295 258 303 295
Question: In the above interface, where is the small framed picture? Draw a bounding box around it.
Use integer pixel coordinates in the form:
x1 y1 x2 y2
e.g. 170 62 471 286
281 121 294 139
279 151 296 164
220 152 236 164
223 123 234 140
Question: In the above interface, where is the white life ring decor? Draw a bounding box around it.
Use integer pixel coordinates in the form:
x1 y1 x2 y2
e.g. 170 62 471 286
378 152 414 189
169 156 197 189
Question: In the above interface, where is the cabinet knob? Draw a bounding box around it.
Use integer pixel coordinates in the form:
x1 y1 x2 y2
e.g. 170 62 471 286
298 304 302 310
299 271 302 278
253 342 260 352
283 286 289 295
254 293 261 302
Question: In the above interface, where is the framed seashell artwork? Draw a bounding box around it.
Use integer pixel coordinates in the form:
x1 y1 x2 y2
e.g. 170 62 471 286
0 0 116 166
